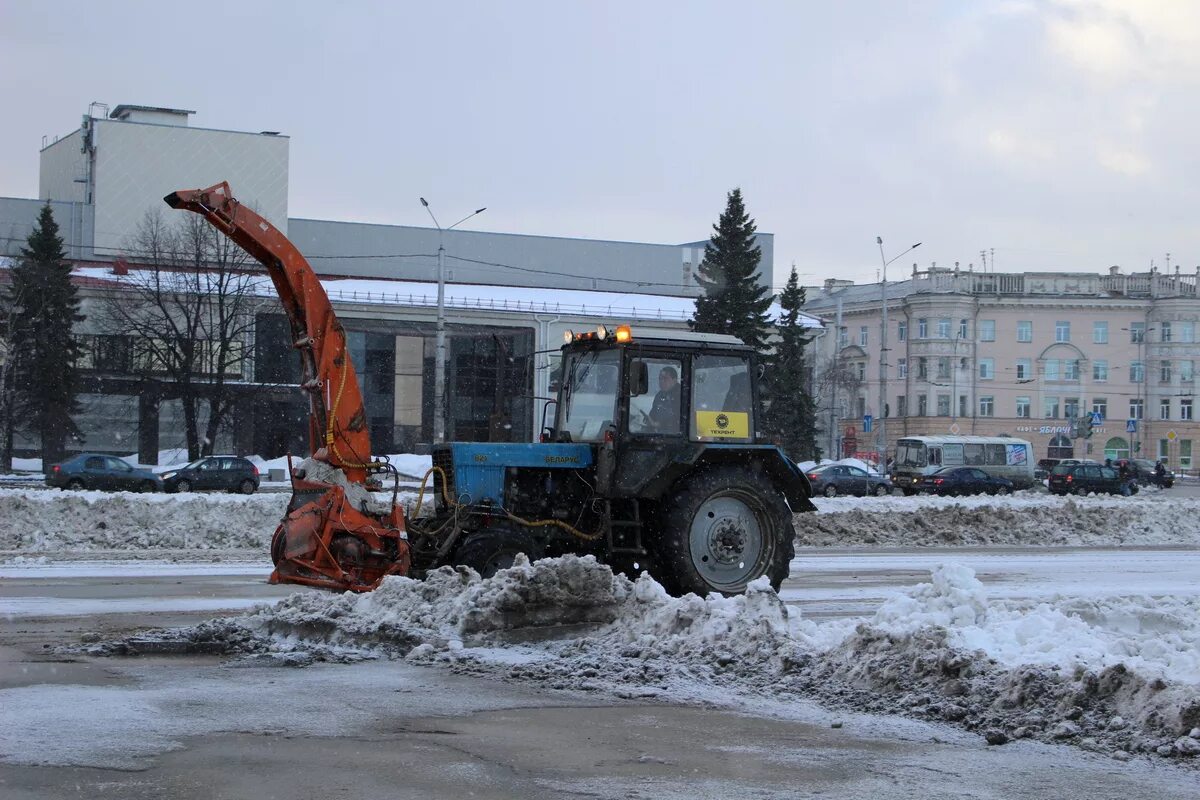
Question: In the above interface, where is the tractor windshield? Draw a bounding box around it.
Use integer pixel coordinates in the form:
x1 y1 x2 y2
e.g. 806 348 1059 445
558 348 620 442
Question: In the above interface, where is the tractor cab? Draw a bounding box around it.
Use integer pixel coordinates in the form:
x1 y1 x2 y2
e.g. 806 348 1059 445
552 325 757 448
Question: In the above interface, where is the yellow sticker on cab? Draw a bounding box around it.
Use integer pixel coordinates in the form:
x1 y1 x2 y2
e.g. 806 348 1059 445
695 410 749 439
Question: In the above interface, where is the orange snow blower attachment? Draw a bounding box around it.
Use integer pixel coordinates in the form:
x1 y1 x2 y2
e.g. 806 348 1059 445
165 182 410 591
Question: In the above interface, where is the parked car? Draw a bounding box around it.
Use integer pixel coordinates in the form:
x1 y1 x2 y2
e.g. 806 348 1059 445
1049 463 1136 496
806 464 893 497
45 453 162 492
916 466 1014 496
160 456 260 494
1112 458 1174 488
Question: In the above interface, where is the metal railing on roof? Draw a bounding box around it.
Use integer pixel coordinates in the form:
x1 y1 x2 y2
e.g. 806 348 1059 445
322 286 691 321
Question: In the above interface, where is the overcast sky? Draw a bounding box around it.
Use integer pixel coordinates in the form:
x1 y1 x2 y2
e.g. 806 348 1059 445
2 0 1198 291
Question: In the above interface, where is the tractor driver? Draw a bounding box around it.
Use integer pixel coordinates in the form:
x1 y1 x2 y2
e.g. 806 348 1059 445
647 365 681 434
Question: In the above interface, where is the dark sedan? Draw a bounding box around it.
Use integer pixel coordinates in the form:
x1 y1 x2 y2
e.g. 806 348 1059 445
806 464 893 497
45 453 162 492
917 467 1014 496
160 456 260 494
1049 463 1135 496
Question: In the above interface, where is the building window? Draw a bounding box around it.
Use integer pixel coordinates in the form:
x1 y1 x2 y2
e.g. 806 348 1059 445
1130 399 1144 419
918 318 928 338
937 394 951 416
979 320 995 341
1065 360 1080 381
1093 360 1108 381
1093 321 1108 344
1064 397 1080 419
898 321 907 342
1161 360 1173 384
1016 359 1032 381
937 357 950 380
1161 321 1172 342
1017 320 1032 342
1048 433 1074 460
1055 321 1070 342
918 395 928 416
959 319 969 339
897 395 907 416
1092 398 1107 419
1131 361 1144 383
1160 399 1171 420
1044 396 1060 418
1159 439 1170 461
1181 440 1192 469
917 357 928 379
838 326 848 348
1130 322 1145 343
856 396 866 418
856 361 866 381
959 395 968 417
859 326 868 347
979 358 994 380
1016 396 1031 418
1181 361 1194 383
960 356 969 372
1181 322 1195 343
1044 360 1060 381
897 358 907 378
937 318 951 339
1183 399 1194 421
979 396 994 417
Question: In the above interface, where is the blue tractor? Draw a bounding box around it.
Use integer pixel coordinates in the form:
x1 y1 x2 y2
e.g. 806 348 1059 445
408 324 816 596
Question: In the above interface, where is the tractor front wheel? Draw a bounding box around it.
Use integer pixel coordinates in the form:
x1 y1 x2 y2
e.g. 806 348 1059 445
454 526 544 579
654 467 794 597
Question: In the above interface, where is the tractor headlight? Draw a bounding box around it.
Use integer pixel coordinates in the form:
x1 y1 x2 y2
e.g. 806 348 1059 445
563 330 575 343
596 324 608 340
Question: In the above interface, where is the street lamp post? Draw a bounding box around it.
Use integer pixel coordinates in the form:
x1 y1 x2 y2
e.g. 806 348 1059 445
420 198 487 444
876 237 921 473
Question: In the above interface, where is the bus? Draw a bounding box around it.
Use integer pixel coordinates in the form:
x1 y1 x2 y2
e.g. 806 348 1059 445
892 435 1035 492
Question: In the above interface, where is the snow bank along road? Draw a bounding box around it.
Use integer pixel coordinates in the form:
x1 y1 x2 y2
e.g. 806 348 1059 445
3 486 1200 558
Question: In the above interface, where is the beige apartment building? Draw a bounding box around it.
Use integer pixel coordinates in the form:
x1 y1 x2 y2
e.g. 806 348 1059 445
805 265 1200 472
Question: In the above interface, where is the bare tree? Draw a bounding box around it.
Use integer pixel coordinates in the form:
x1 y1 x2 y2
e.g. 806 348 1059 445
99 212 268 461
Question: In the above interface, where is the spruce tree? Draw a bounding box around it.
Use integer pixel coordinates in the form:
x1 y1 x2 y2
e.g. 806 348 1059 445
690 188 773 351
9 204 85 466
764 265 820 461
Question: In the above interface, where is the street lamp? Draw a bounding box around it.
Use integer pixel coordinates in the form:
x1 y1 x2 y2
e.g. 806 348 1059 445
420 198 487 444
876 237 921 472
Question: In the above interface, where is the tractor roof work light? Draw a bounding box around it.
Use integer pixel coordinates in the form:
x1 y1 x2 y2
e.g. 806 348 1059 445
563 330 575 343
615 324 633 343
596 324 609 340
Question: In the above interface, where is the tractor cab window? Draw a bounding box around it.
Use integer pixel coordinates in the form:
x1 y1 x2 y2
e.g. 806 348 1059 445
690 354 753 442
558 349 620 442
628 357 683 435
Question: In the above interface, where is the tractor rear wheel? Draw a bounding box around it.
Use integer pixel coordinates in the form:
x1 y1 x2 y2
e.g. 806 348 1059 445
654 467 794 597
454 526 544 579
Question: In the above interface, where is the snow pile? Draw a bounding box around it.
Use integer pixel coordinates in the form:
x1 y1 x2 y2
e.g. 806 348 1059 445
0 490 286 554
802 497 1200 546
127 557 1200 758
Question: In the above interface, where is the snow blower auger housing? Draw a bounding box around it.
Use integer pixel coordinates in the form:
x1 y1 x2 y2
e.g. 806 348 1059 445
165 183 411 592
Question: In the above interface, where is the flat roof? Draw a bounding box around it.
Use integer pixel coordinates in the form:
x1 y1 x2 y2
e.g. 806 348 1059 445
110 104 196 119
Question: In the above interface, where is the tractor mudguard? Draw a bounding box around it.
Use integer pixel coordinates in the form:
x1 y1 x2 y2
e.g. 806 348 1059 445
627 444 816 513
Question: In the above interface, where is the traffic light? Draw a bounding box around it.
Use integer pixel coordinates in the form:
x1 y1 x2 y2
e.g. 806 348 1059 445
1069 417 1080 439
1083 414 1094 438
